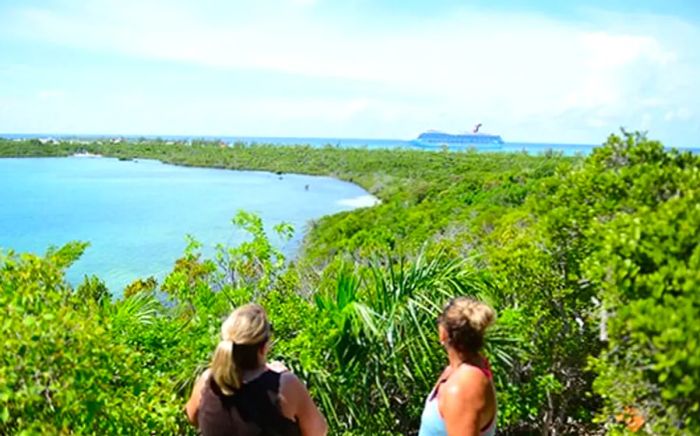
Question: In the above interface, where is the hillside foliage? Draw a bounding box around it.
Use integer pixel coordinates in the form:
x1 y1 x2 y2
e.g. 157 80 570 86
0 133 698 434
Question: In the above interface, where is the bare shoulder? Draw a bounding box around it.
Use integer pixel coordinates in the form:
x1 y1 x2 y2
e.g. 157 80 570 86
200 368 212 380
267 360 289 373
280 370 306 393
197 368 212 387
442 365 490 403
186 368 212 426
279 371 315 409
278 371 313 420
280 371 328 434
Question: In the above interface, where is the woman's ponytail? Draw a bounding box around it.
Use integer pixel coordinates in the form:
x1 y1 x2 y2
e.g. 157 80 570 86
209 304 270 396
210 340 240 395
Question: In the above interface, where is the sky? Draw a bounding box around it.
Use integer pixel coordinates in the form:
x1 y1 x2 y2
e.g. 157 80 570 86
1 0 699 146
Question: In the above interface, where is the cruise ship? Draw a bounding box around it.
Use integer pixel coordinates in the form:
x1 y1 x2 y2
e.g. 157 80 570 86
413 124 504 149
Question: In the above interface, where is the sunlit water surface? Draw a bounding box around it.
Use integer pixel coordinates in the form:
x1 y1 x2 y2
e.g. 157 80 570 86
0 157 374 294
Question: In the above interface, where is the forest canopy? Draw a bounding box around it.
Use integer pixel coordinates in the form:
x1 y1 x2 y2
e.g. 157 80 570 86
0 133 698 435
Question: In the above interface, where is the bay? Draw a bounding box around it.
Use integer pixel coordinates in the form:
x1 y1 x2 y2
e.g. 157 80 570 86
0 157 376 294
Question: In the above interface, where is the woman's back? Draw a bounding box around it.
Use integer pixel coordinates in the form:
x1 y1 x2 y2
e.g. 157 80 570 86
419 297 498 436
419 361 496 436
198 369 301 436
186 304 326 435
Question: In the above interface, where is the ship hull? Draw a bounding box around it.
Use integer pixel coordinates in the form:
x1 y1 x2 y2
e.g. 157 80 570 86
413 131 503 149
413 131 504 150
411 141 503 150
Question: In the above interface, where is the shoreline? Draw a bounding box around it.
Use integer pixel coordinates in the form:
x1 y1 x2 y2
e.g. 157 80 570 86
337 194 381 208
72 151 103 158
3 152 383 205
0 154 381 290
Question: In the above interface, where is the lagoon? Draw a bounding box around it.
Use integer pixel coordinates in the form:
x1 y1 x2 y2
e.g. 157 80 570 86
0 157 375 293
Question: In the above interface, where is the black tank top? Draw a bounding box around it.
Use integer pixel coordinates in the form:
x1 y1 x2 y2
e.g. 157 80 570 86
198 370 302 436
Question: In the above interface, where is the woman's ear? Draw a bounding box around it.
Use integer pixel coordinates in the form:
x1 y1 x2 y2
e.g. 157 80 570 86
438 324 448 345
259 340 270 359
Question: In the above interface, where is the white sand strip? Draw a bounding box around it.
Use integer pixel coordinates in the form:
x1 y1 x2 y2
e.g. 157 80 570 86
337 194 380 208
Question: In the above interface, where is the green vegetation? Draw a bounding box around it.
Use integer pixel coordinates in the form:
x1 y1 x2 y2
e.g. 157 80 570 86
0 138 573 262
1 133 698 434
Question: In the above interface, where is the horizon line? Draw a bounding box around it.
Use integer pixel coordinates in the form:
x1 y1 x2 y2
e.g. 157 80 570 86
0 132 604 147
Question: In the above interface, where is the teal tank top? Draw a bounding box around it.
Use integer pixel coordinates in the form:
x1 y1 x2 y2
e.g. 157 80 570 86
418 360 496 436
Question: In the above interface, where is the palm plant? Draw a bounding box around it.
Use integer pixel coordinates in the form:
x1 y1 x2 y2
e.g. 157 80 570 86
307 247 524 433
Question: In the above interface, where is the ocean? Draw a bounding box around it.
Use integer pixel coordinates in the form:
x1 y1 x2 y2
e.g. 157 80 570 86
2 133 602 156
4 133 699 155
3 133 699 156
0 157 375 294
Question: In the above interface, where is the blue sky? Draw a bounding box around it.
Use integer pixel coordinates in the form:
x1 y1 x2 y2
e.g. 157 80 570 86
1 0 699 146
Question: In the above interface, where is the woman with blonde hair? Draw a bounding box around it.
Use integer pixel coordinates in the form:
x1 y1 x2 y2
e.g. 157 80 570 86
419 297 497 436
186 304 327 436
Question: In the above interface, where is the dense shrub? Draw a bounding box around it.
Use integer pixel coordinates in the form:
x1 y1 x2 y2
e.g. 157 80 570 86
483 133 699 434
1 133 698 434
0 243 184 433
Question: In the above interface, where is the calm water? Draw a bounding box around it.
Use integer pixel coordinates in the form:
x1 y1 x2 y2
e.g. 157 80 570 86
0 157 374 293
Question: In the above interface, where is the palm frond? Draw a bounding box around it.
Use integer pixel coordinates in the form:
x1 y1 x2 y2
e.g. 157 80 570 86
110 291 160 330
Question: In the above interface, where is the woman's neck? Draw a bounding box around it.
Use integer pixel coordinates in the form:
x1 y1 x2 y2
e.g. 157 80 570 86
240 360 267 382
447 347 480 370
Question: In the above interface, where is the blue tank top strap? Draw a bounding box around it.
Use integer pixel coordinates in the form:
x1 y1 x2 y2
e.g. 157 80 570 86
418 394 447 436
418 363 498 436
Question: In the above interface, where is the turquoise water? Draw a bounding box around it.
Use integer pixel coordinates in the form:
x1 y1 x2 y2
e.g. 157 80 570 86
0 157 374 294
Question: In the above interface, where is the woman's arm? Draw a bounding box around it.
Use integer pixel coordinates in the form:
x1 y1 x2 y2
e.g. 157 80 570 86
440 368 488 436
185 369 210 427
280 372 328 436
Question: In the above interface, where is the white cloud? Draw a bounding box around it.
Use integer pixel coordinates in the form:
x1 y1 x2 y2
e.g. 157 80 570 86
288 0 319 7
37 89 67 99
665 107 693 121
579 32 674 69
3 0 700 145
241 97 372 122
